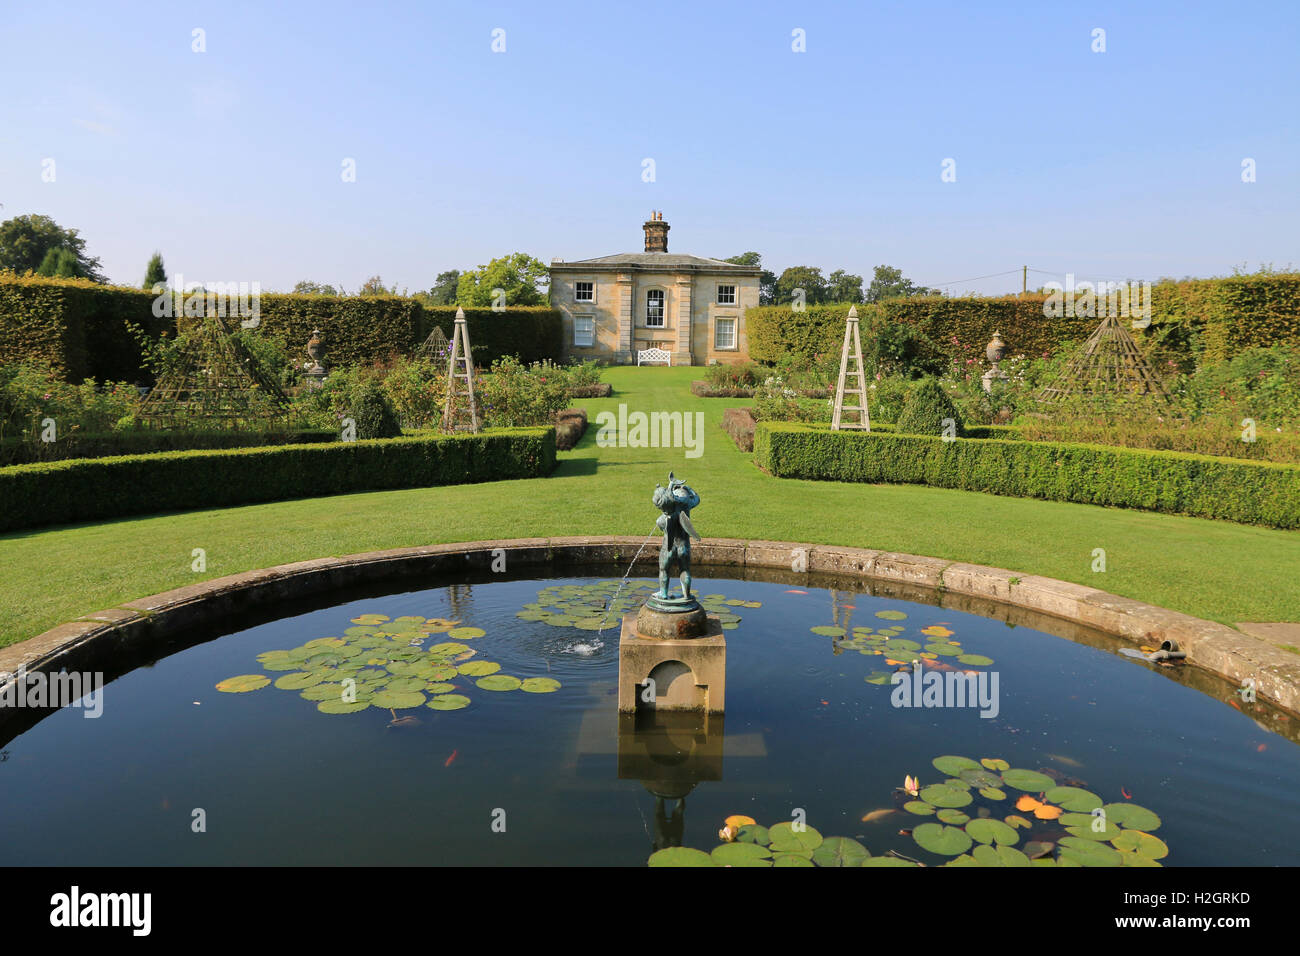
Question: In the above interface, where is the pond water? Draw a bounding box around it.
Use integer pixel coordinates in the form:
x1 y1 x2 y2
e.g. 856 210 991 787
2 569 1297 867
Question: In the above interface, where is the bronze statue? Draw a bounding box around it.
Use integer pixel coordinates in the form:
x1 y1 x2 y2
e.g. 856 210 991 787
653 472 700 601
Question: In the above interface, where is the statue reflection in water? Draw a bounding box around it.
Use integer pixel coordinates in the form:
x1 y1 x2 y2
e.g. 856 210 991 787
618 709 724 852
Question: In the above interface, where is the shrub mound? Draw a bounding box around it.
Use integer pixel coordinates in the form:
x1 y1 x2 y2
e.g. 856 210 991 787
348 382 402 439
895 378 965 436
722 407 757 451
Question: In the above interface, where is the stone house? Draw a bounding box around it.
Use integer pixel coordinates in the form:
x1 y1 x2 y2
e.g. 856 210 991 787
549 214 760 365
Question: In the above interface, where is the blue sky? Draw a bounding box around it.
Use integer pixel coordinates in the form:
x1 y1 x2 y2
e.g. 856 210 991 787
1 0 1296 294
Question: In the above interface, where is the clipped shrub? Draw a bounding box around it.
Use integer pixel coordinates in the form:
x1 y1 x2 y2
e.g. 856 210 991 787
348 381 402 439
555 407 588 451
721 407 757 451
895 378 965 436
0 428 557 533
566 382 612 398
0 427 334 466
691 380 753 398
754 422 1300 529
422 306 563 366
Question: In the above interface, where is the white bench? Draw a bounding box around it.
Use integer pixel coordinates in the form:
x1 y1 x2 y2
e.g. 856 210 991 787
637 347 672 366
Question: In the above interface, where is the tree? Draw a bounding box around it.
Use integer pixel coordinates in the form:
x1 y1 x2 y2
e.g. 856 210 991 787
724 252 777 305
864 264 938 303
456 253 549 307
36 247 81 278
427 269 460 305
292 280 340 295
827 269 864 303
358 275 393 296
774 266 828 306
143 252 167 290
0 214 106 281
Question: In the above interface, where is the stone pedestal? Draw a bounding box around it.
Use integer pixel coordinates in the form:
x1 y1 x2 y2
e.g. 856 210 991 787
618 611 726 714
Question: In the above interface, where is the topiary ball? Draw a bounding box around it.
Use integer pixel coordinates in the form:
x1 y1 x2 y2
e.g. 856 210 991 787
348 382 402 439
895 377 964 437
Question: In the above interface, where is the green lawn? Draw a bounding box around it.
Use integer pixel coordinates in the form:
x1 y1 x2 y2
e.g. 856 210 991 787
2 365 1297 644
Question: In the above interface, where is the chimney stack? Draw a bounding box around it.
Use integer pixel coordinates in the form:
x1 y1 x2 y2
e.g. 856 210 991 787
643 211 669 253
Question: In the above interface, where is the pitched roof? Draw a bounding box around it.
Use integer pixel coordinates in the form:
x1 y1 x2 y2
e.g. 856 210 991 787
549 252 760 274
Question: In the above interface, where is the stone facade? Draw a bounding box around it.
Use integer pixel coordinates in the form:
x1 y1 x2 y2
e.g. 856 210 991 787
549 214 760 366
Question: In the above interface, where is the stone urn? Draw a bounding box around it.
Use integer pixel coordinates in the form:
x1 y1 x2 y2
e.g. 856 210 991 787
985 331 1006 364
304 329 327 385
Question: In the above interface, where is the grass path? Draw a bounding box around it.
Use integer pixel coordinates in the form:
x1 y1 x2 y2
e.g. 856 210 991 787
1 366 1297 644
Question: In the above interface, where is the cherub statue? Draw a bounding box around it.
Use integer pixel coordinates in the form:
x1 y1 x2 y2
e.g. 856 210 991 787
653 472 701 601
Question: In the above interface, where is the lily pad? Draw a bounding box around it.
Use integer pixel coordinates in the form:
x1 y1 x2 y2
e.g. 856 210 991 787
912 823 973 856
965 818 1019 846
772 853 815 867
957 654 994 666
370 690 426 709
919 784 973 809
317 699 370 714
520 677 561 693
1102 803 1162 831
274 671 328 690
448 626 485 640
932 755 982 776
648 847 714 867
1111 830 1168 859
979 787 1007 801
476 675 522 692
215 674 271 693
810 625 846 637
936 808 970 825
711 842 771 866
1058 836 1122 867
875 610 908 620
1002 768 1057 792
426 694 471 710
429 642 471 656
768 822 823 852
904 801 936 816
736 824 770 846
457 661 501 677
812 837 870 867
1045 786 1102 812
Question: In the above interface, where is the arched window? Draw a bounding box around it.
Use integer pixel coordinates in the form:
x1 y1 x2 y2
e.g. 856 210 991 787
646 289 665 327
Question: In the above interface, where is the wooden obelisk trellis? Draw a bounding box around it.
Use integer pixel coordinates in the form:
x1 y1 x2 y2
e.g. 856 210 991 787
1037 313 1171 408
831 305 870 431
442 307 480 433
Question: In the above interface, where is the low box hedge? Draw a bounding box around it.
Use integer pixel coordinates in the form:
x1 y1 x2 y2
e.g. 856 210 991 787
0 428 336 466
0 427 555 533
722 407 757 451
754 422 1300 529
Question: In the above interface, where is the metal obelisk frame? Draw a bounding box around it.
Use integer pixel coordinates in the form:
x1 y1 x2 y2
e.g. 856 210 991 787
442 307 480 433
831 305 870 431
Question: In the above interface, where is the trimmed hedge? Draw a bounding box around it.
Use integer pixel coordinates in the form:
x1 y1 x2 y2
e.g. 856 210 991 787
754 422 1300 529
0 275 566 382
0 275 163 382
423 306 563 366
567 383 612 399
0 428 335 466
556 408 587 451
0 428 556 533
746 273 1300 366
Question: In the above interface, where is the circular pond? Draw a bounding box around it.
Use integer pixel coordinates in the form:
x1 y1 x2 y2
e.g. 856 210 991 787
2 568 1298 867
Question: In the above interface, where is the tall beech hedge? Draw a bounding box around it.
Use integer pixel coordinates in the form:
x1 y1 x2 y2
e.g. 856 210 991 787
754 422 1300 529
0 275 565 381
746 273 1300 365
0 427 556 533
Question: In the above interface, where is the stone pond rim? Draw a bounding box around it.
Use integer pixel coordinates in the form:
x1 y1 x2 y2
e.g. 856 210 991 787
2 536 1298 716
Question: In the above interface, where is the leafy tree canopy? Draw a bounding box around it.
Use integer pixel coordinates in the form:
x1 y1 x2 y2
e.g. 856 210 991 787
292 280 340 296
724 252 778 305
864 264 938 303
427 269 460 306
143 252 167 290
827 269 865 304
456 253 549 307
775 266 828 306
0 214 106 282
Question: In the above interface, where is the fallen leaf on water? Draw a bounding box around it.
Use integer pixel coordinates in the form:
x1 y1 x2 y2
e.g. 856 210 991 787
1015 795 1063 820
725 814 756 830
920 625 954 638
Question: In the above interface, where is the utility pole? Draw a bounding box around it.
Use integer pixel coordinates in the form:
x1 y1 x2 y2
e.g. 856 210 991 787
1022 265 1027 295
